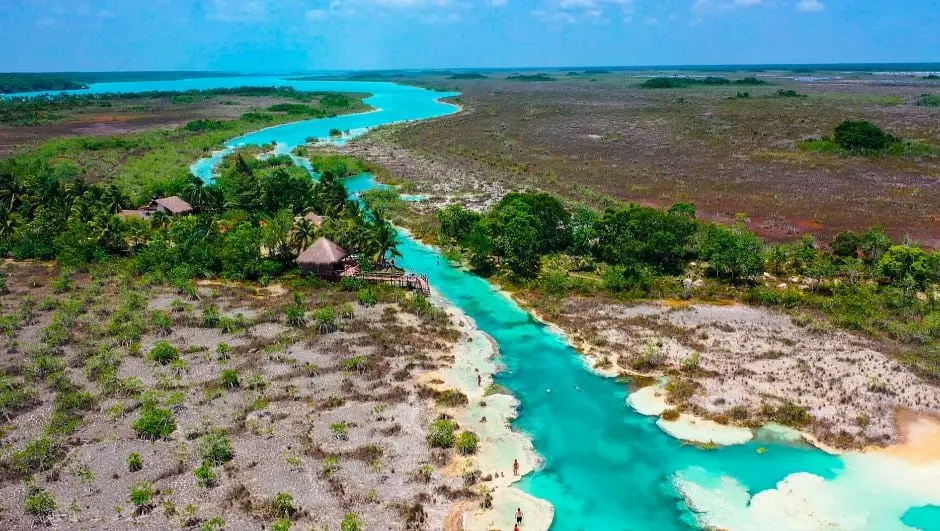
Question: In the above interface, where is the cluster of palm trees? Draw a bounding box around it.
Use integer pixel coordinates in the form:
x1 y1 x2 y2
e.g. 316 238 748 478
0 167 130 258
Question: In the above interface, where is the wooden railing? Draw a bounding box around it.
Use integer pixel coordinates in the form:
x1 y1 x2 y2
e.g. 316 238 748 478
342 268 430 295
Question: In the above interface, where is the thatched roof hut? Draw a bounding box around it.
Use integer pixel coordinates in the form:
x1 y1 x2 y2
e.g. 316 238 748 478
297 237 349 278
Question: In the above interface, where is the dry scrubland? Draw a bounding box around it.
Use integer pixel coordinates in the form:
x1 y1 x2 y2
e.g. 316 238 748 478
547 297 940 449
0 91 355 156
0 261 484 529
382 73 940 246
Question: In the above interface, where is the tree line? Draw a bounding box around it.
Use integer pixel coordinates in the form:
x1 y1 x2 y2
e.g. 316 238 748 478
438 192 940 292
0 151 399 283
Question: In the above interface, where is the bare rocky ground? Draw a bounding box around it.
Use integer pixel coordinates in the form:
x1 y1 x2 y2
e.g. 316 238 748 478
550 298 940 449
0 261 480 530
334 121 512 213
384 74 940 246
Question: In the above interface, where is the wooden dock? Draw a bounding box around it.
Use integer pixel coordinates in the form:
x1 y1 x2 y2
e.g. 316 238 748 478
342 268 430 296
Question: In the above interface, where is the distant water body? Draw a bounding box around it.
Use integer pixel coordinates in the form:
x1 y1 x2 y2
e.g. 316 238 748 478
14 75 940 530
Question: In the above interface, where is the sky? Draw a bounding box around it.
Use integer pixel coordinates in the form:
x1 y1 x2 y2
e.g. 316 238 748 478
0 0 937 72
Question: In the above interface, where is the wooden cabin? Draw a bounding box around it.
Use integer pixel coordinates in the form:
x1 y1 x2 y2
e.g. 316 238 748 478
297 237 349 279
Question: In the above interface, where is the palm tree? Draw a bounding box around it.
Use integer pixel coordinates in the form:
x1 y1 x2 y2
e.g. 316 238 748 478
0 206 21 240
290 217 317 255
369 214 401 266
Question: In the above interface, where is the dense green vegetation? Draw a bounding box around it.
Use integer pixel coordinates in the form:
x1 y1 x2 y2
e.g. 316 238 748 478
447 73 488 80
0 86 361 126
0 73 87 94
800 119 934 156
505 74 555 82
1 89 369 201
918 94 940 107
423 192 940 374
0 71 238 94
640 76 768 88
0 144 400 284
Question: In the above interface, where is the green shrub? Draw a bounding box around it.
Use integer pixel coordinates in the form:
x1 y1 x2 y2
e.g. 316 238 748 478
199 431 234 465
661 409 681 421
284 305 307 327
357 289 377 306
10 437 61 474
455 431 479 455
340 276 366 291
129 481 153 507
24 487 57 521
427 418 457 448
201 516 225 531
772 402 813 427
133 407 176 440
221 369 240 388
917 94 940 107
833 120 891 151
435 389 469 407
272 518 292 531
269 492 297 519
194 461 217 487
202 305 221 327
127 452 143 472
340 512 364 531
330 422 349 440
148 341 179 365
313 307 337 334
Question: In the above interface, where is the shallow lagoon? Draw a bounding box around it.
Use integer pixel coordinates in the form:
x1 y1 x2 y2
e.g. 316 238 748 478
17 76 939 530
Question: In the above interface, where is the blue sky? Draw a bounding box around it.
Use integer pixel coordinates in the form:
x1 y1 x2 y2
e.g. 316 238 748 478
0 0 937 72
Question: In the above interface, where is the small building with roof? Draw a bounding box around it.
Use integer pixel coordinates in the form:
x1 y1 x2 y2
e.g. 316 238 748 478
118 195 193 220
296 237 350 279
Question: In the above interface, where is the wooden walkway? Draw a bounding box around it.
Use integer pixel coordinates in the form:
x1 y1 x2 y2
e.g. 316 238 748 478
342 268 430 296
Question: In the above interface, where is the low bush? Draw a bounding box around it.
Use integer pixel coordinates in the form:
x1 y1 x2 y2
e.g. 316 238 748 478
427 418 457 448
127 452 143 472
199 431 234 465
833 120 891 151
133 407 176 439
148 341 179 365
455 431 479 455
194 461 217 487
24 487 57 522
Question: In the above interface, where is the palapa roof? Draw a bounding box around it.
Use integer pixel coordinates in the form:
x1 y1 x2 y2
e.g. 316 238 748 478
155 196 193 215
297 237 349 266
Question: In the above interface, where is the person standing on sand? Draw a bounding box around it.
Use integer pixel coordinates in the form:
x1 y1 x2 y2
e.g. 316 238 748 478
513 458 519 476
477 373 482 387
514 525 520 531
516 507 524 526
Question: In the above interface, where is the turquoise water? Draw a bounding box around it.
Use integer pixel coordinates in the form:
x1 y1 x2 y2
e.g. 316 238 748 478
903 506 940 531
395 236 843 530
15 76 936 530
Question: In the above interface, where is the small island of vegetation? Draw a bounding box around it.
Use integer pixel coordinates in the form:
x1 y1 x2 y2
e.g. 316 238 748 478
640 76 768 88
505 73 555 82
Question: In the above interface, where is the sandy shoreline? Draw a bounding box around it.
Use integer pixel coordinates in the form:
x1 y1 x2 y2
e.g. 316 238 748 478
424 292 554 531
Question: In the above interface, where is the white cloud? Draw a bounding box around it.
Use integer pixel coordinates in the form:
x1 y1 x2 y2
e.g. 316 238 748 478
692 0 763 13
534 0 634 24
305 8 329 21
796 0 825 12
205 0 268 22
